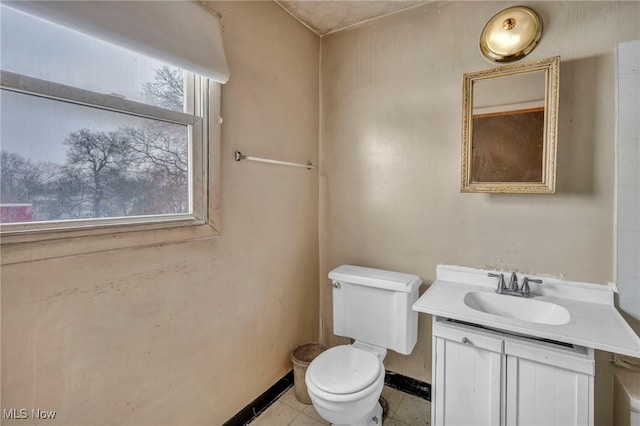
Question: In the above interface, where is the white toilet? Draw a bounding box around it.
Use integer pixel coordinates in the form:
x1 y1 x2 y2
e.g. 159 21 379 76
305 265 422 425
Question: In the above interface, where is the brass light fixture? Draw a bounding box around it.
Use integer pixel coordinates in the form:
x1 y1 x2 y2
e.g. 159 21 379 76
480 6 543 63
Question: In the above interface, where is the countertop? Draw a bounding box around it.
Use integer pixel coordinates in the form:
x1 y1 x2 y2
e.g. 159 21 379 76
413 265 640 357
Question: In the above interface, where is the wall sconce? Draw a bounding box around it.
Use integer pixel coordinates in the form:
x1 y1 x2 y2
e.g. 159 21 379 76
479 6 543 63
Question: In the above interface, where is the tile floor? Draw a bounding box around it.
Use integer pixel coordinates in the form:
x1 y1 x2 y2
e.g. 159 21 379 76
248 385 430 426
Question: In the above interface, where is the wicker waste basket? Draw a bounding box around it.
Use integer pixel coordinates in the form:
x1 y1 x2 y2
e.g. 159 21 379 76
290 343 326 404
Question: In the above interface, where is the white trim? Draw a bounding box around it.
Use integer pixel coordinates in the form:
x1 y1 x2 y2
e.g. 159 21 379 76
1 71 197 126
1 71 208 237
0 74 220 259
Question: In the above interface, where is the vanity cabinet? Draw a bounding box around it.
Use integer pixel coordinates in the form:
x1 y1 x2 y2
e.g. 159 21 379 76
433 318 594 426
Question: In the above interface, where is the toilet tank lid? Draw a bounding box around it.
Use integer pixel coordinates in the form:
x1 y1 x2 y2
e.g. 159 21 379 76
329 265 422 293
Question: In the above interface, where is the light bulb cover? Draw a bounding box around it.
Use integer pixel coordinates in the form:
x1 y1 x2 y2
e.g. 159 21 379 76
480 6 543 63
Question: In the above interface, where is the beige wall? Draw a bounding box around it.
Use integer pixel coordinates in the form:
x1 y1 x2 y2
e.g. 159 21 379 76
3 1 639 424
319 1 640 424
1 2 319 425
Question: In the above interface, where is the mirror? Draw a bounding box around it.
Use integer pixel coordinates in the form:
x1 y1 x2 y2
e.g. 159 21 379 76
461 56 559 193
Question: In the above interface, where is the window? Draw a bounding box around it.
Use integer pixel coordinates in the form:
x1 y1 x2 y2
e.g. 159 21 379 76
0 4 223 249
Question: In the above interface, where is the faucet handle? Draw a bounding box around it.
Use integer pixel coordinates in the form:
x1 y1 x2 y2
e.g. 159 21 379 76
488 273 506 292
521 277 543 296
509 272 519 291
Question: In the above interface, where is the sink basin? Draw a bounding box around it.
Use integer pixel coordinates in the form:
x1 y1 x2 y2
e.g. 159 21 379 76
463 291 571 325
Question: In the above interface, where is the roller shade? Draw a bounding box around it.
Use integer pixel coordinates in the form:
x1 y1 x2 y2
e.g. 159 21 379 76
3 0 230 83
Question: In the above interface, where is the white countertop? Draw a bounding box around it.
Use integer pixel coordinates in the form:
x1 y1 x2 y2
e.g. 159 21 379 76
413 265 640 357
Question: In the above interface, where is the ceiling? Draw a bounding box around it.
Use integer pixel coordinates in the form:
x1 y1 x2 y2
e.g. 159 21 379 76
275 0 428 35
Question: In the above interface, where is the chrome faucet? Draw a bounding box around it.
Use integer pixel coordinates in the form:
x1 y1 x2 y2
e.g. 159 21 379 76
488 272 542 298
508 272 519 291
488 273 506 292
521 276 543 297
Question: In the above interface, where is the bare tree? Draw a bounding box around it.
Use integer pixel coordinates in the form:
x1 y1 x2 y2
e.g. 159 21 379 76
142 66 184 111
1 151 41 203
124 123 187 176
123 122 189 214
63 129 133 218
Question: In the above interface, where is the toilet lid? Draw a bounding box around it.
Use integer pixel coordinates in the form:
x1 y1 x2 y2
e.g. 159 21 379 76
307 345 381 395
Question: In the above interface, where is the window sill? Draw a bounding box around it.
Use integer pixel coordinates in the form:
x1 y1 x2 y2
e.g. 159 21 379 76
0 219 220 265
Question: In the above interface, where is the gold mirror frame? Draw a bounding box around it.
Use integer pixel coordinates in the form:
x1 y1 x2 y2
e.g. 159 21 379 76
461 56 560 193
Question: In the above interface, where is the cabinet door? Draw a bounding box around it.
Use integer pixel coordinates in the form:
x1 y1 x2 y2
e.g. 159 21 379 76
505 340 594 426
433 321 503 426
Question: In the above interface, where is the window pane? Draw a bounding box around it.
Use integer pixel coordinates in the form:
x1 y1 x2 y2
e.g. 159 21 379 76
0 90 189 223
0 6 185 111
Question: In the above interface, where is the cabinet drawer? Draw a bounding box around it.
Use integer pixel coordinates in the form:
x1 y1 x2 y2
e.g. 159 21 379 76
434 318 503 353
505 339 594 376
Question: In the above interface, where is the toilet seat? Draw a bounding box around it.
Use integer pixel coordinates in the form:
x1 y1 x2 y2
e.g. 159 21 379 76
307 345 382 395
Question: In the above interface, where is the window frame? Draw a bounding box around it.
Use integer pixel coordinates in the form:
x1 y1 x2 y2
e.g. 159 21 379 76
0 70 221 263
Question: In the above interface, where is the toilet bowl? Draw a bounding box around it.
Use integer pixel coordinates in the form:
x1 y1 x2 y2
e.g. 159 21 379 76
305 344 386 425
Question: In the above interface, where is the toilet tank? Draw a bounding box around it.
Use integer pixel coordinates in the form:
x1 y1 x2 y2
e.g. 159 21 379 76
329 265 422 355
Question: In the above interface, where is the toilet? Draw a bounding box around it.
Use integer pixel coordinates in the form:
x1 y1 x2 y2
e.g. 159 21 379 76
305 265 422 425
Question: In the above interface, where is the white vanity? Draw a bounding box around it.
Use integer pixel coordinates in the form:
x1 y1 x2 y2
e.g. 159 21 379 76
413 265 640 426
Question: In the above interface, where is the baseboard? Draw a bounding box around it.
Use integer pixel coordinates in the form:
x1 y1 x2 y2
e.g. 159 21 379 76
223 371 293 426
223 369 431 425
384 370 431 401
